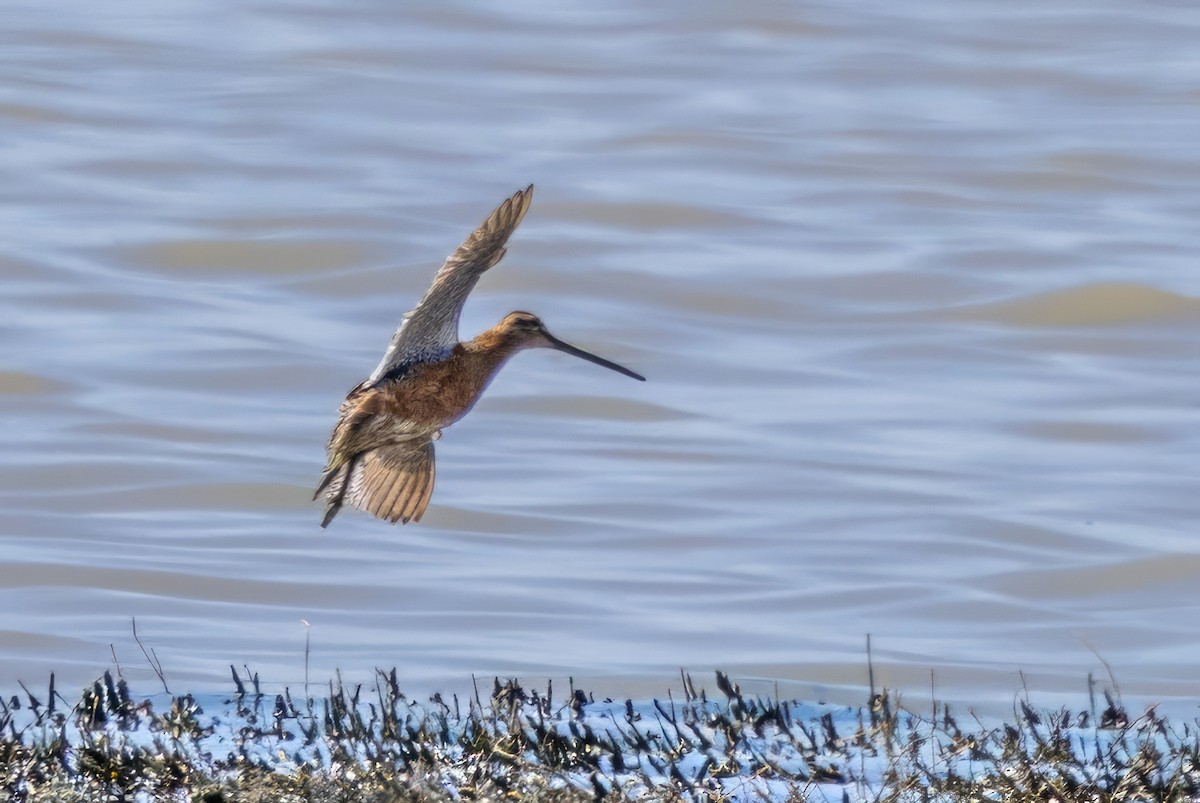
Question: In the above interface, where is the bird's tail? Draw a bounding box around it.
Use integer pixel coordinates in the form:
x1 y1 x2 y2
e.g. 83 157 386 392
314 439 435 527
355 441 435 525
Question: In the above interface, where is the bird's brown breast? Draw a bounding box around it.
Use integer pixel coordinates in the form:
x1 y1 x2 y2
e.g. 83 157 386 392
363 345 496 429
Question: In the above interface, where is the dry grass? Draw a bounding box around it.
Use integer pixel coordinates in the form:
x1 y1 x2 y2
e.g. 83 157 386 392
1 668 1198 802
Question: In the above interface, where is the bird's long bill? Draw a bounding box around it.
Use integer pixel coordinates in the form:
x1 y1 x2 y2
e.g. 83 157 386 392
544 332 645 381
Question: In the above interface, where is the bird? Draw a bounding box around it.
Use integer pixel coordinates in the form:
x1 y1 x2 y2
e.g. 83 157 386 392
315 185 645 528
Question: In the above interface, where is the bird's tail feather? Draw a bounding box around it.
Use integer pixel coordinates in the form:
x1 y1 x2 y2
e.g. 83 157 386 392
316 439 435 527
355 440 436 525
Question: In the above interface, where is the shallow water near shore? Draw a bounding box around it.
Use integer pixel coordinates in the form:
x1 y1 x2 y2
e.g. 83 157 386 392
2 1 1199 709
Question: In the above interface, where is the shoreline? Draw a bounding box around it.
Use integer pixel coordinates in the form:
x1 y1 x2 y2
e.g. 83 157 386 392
2 667 1194 801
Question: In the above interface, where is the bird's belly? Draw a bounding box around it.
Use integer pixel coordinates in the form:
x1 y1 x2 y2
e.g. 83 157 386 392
376 362 484 430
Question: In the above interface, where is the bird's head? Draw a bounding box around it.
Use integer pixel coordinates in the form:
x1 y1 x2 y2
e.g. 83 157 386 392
498 311 645 381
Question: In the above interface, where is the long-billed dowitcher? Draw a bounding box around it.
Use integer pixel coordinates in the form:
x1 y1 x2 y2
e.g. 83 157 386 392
316 185 645 528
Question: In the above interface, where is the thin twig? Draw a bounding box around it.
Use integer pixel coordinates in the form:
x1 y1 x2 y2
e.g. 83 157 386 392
930 669 936 772
867 633 877 727
131 617 168 693
1080 637 1121 702
109 644 123 679
301 619 312 701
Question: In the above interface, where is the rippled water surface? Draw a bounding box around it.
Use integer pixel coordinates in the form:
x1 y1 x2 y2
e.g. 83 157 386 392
2 1 1199 707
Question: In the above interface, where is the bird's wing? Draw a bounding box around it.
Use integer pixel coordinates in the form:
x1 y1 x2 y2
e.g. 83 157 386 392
368 185 534 384
341 437 437 525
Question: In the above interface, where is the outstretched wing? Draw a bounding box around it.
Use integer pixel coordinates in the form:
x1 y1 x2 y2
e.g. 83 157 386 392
368 185 534 384
318 437 436 527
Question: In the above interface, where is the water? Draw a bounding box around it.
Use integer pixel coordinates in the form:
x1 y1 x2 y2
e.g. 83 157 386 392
2 0 1199 709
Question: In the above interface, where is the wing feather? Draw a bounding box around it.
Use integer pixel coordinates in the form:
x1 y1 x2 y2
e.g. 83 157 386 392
368 185 534 384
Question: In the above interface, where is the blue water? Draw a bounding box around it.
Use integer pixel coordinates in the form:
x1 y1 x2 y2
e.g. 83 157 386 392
2 0 1199 709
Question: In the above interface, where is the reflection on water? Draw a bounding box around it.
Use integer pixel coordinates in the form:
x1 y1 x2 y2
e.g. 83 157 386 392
1 0 1199 708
